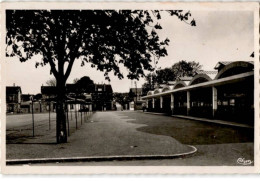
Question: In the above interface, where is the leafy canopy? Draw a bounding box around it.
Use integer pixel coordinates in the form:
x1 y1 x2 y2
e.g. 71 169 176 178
6 10 195 82
142 60 202 94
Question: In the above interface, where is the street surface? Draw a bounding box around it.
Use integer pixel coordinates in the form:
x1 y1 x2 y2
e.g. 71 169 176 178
6 111 254 166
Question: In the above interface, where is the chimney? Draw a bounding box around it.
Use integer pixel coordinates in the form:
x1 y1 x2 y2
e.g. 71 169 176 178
13 83 15 87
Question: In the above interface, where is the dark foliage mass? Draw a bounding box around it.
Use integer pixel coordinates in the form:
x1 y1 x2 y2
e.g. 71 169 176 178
6 10 195 82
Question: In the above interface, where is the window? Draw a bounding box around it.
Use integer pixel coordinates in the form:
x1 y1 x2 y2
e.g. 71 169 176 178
70 104 74 109
230 99 235 106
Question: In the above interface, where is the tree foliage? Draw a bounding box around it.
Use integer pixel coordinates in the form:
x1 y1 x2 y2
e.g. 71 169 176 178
45 78 56 86
142 60 202 94
6 10 195 82
113 92 133 106
172 60 202 80
74 76 95 93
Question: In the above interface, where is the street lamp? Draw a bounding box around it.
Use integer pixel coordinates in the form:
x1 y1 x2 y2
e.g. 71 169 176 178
30 95 35 137
48 96 51 130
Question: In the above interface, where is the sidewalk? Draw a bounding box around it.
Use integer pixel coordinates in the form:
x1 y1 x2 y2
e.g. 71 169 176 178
6 111 196 164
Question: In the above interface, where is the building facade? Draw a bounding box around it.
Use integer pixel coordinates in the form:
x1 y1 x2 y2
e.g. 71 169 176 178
92 84 113 111
142 61 254 125
6 86 22 113
41 86 57 112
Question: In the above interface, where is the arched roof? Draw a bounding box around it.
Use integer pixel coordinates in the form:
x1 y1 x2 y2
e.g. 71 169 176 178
215 61 254 79
173 81 187 89
189 74 212 86
162 85 170 92
154 88 162 94
147 91 153 96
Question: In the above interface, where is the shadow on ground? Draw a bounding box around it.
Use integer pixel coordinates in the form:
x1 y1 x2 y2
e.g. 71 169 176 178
127 114 254 145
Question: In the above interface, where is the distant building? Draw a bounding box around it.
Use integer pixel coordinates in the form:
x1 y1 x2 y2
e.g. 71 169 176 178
41 86 57 112
129 88 146 110
92 84 113 111
66 83 92 112
20 94 33 113
6 85 22 113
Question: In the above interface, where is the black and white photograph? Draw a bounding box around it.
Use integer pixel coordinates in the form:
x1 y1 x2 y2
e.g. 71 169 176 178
0 1 259 174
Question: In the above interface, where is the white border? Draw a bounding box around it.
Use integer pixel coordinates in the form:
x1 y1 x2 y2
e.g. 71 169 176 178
0 1 259 174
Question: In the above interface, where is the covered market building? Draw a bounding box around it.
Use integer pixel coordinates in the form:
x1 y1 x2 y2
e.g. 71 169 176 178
142 61 254 125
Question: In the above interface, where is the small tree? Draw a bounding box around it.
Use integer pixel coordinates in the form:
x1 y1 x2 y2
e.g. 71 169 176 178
6 10 195 143
74 76 95 93
46 78 56 86
172 60 202 80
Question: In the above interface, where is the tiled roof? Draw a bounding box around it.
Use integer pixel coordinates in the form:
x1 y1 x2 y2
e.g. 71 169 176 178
167 81 176 85
180 76 193 81
6 86 22 94
196 70 218 74
196 70 218 79
214 61 254 70
218 61 233 66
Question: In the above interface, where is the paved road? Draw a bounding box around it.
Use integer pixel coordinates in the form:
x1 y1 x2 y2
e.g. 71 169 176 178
6 111 254 166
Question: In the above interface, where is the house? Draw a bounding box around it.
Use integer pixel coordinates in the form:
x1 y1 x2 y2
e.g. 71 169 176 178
41 86 57 112
20 94 33 113
66 83 92 112
92 84 113 111
129 88 146 110
6 85 22 113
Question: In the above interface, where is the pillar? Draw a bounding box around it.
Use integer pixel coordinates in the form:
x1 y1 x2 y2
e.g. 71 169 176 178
146 99 149 109
212 86 218 118
152 98 155 109
187 91 190 116
160 96 163 109
171 93 174 114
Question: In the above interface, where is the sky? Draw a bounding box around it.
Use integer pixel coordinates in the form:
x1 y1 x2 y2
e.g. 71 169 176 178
5 10 254 94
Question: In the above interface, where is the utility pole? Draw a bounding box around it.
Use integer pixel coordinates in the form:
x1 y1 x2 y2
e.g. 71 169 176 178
30 95 35 137
48 96 51 130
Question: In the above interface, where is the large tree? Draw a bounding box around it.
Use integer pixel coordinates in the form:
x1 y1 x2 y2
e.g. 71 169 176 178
6 10 195 143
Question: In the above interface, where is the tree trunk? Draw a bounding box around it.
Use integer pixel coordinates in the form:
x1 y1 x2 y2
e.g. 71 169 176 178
56 79 67 143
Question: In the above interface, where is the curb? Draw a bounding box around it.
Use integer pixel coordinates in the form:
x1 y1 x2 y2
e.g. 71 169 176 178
6 145 197 165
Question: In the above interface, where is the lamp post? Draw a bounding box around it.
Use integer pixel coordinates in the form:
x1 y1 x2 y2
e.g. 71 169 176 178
30 95 35 137
66 102 70 136
48 96 51 130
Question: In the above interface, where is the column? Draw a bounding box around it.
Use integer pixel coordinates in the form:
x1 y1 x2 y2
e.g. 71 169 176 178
146 99 149 109
187 91 190 116
212 86 218 118
152 98 155 109
171 93 174 114
160 96 163 109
